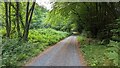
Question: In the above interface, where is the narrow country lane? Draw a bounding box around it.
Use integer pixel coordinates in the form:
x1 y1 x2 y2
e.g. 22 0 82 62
25 36 86 66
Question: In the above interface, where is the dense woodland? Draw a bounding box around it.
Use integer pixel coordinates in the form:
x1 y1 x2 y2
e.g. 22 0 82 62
0 1 120 67
46 2 120 66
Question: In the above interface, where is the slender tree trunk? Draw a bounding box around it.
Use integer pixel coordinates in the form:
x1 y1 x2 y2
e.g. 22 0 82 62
5 2 10 38
9 1 11 38
23 1 29 41
28 2 35 24
16 2 21 38
23 1 36 41
11 3 24 29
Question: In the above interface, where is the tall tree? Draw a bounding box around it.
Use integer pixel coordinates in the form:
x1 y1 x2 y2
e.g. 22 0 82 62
23 1 36 41
9 1 11 37
16 2 22 38
4 1 11 38
46 2 120 42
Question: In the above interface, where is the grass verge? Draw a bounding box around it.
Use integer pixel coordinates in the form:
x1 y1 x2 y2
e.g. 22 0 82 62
77 36 119 66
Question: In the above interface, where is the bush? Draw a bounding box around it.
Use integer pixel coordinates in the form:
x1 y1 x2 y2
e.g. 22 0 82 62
104 41 119 66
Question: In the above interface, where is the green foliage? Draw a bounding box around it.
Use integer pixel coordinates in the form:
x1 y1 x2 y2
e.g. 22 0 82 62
78 36 119 66
2 28 69 67
111 17 120 42
30 4 48 29
46 2 120 41
0 2 48 38
0 29 6 36
1 1 120 67
104 41 119 66
77 36 86 45
29 28 69 45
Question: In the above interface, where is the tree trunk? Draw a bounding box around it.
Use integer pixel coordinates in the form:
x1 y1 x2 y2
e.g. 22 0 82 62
23 1 36 41
16 2 21 38
23 2 29 41
9 1 11 38
5 2 10 38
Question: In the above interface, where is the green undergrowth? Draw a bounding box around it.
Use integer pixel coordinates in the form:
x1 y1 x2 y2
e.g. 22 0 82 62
2 28 69 67
78 36 119 66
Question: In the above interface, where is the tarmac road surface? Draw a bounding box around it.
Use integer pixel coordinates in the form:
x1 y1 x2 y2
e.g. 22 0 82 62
25 36 86 66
